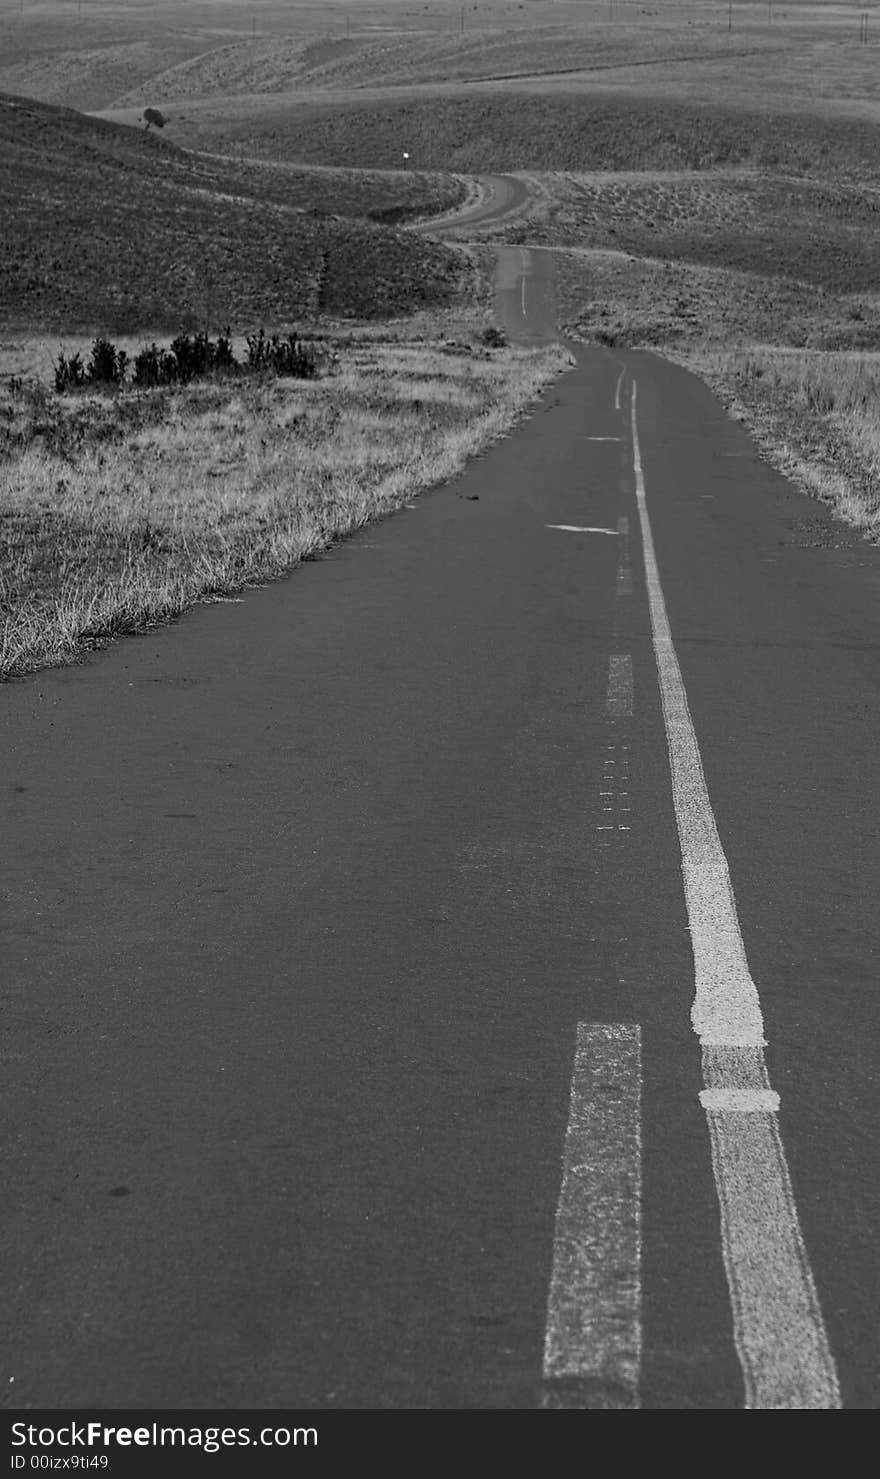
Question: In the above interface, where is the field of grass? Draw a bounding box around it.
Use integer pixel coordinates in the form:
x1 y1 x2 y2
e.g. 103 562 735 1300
108 21 773 107
552 247 880 352
497 169 880 298
0 0 354 110
0 316 571 678
120 85 880 179
0 92 468 334
10 2 746 111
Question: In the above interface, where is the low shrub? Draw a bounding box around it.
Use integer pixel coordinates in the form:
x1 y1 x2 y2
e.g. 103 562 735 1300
246 329 317 378
54 349 86 392
55 328 318 395
132 342 178 389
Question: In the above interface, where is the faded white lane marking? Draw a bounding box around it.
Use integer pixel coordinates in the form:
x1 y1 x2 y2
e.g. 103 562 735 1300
615 515 633 596
546 525 619 535
705 1108 837 1408
543 1024 641 1409
606 655 633 718
700 1089 780 1111
585 436 621 442
630 382 840 1410
615 368 625 411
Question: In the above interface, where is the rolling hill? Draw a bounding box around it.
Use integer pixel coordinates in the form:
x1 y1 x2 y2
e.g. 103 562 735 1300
0 92 468 334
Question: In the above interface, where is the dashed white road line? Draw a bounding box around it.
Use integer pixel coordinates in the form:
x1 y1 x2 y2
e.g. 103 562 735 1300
543 1024 642 1409
615 517 633 596
615 367 625 412
630 381 840 1409
606 655 634 718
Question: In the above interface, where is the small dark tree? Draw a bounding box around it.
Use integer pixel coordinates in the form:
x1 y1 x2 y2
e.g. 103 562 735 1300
86 337 127 387
143 107 166 132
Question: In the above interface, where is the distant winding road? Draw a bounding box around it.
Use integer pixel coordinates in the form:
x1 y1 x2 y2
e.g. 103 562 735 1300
1 174 879 1415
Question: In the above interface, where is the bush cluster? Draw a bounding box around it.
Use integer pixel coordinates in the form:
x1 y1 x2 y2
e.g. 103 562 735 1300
133 331 237 388
245 328 317 378
54 329 317 395
55 338 128 392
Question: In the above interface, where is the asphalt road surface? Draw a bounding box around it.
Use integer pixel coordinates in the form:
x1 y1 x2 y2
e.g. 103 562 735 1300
2 182 879 1411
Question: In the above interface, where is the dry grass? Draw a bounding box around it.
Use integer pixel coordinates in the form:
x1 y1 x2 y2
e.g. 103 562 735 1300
107 20 766 107
552 246 880 353
6 4 848 115
493 169 880 297
670 345 880 540
0 317 571 679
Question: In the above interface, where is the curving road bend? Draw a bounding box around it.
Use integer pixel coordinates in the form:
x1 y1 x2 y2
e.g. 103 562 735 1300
0 176 879 1416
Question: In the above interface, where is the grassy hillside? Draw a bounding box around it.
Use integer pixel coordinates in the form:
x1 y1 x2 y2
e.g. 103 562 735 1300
0 93 467 333
491 168 880 299
155 88 880 182
109 22 755 105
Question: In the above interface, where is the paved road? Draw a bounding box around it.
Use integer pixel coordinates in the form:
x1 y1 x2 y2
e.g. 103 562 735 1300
2 184 879 1411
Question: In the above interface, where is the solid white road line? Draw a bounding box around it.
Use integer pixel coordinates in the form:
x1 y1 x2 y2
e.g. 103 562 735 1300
630 382 840 1409
606 655 634 718
543 1024 642 1408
